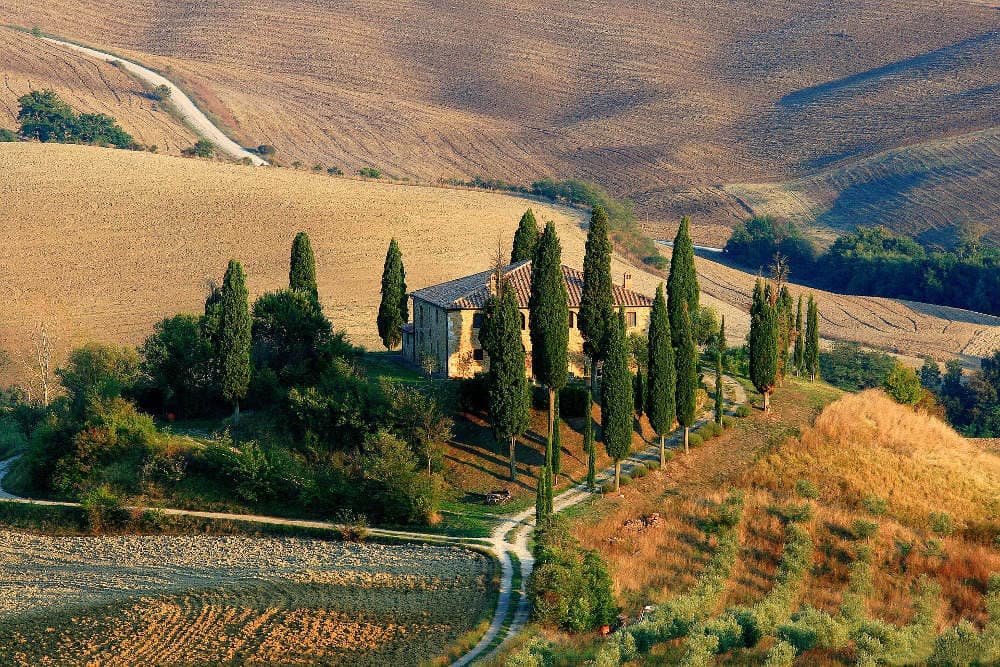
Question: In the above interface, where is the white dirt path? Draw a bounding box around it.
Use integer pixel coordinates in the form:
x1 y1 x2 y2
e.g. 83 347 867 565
36 34 267 166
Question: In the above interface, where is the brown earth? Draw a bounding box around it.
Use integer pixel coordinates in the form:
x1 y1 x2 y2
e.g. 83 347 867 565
2 1 997 238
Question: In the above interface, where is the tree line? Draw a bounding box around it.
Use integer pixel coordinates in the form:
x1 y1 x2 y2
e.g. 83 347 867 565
725 217 1000 316
9 90 137 149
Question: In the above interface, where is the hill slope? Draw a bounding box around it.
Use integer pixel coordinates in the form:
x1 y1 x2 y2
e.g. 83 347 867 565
0 29 197 153
3 1 997 236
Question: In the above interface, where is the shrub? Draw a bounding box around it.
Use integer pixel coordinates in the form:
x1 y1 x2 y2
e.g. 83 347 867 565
631 464 647 479
645 460 660 472
182 139 214 158
644 255 669 270
358 167 382 178
619 474 631 487
80 485 129 532
150 84 172 101
735 404 751 418
457 374 490 413
795 479 819 499
559 382 589 418
0 417 28 459
862 495 888 516
763 640 796 667
772 502 813 524
779 605 850 652
924 538 946 558
327 166 343 176
601 481 616 495
721 415 734 429
257 144 276 157
333 508 369 542
929 511 955 536
688 434 703 448
852 519 879 540
0 128 17 142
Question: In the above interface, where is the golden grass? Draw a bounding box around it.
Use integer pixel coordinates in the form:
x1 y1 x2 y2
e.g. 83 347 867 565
748 389 1000 527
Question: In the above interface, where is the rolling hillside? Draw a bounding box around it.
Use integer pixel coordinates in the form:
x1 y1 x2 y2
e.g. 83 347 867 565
3 0 997 240
0 29 197 154
1 143 997 393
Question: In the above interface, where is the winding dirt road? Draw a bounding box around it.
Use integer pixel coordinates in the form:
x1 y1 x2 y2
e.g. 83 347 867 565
37 34 267 166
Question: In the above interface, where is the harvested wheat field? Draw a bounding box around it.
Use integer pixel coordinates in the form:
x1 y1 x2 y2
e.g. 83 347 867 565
0 532 493 666
2 1 996 233
0 29 197 154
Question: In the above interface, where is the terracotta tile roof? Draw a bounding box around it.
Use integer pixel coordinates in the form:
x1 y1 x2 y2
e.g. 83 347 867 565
410 261 653 310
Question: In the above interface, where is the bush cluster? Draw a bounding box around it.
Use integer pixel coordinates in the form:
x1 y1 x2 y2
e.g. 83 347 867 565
16 90 136 149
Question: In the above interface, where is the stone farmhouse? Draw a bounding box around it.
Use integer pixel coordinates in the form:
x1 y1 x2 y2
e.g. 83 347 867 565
401 260 654 378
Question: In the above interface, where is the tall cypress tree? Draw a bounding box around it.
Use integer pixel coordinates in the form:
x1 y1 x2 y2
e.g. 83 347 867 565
510 209 539 264
584 391 596 490
579 205 615 365
749 278 779 411
667 216 700 348
646 284 676 467
633 372 645 418
219 259 252 443
776 286 794 382
529 221 569 461
805 295 820 381
675 303 698 453
714 327 724 425
535 465 549 526
377 239 408 350
552 393 562 477
289 232 319 301
481 278 530 481
793 295 804 376
602 309 633 490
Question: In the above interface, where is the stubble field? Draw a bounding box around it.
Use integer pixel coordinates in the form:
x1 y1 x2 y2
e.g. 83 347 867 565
2 143 998 392
0 532 493 666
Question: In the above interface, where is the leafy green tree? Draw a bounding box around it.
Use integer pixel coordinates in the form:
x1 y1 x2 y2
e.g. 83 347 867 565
793 295 804 375
377 239 408 350
675 303 699 452
884 362 922 405
646 284 676 466
602 310 633 490
384 383 454 475
289 232 319 300
57 343 141 421
667 216 700 348
481 278 531 480
805 295 820 381
17 90 76 142
749 278 779 411
139 314 214 417
529 222 569 459
73 113 134 148
362 429 441 524
920 356 941 392
183 139 215 158
251 289 335 388
218 260 252 441
510 209 539 263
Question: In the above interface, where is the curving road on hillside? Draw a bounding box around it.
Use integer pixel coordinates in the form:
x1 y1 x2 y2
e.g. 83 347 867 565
36 34 267 166
0 373 747 665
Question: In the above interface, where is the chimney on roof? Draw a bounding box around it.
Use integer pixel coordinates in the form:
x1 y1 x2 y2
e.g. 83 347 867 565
623 272 633 290
488 270 499 295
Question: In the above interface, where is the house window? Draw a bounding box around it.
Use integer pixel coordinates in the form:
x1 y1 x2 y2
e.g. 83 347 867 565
473 348 485 361
473 313 484 328
520 312 526 330
627 311 637 328
568 312 575 328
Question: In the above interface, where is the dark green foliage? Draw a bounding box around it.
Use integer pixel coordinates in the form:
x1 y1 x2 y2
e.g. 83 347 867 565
57 343 141 422
72 113 135 148
183 139 215 158
286 360 379 452
667 216 700 348
935 351 1000 435
714 347 724 424
776 286 794 380
793 295 804 375
0 128 18 142
805 295 819 381
510 209 539 263
361 430 441 524
675 304 699 445
358 167 382 178
377 238 408 350
480 279 531 480
883 362 923 405
552 394 562 476
218 260 252 429
251 289 338 389
383 382 453 475
579 205 615 362
646 284 676 452
920 356 941 392
632 371 645 418
289 232 319 301
602 310 633 489
138 314 216 417
724 217 817 272
819 341 894 391
530 518 619 632
17 90 79 143
749 279 779 410
529 222 570 391
584 389 596 490
558 382 589 418
795 479 819 499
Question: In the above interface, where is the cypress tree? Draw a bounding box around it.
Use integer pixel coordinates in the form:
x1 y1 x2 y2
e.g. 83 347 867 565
219 259 252 443
529 221 569 452
714 344 724 424
579 205 615 365
552 393 562 477
805 295 820 381
481 278 530 481
510 209 540 264
377 239 408 350
289 232 319 301
602 309 633 490
646 284 676 467
675 303 699 453
584 389 596 490
545 461 554 516
535 465 548 525
666 216 700 348
776 286 794 382
633 371 645 418
749 278 779 411
793 295 804 375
